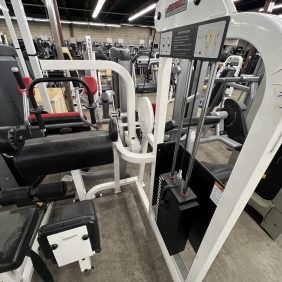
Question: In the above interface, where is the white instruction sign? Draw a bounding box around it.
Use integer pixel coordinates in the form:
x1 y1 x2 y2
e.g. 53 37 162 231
194 20 226 59
210 182 224 206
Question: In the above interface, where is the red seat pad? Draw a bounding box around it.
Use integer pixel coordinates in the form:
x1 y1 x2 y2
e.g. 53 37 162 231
29 112 87 124
83 76 97 96
16 77 35 96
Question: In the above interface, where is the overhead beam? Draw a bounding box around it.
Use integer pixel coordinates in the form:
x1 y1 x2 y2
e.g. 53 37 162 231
5 2 154 18
61 0 71 19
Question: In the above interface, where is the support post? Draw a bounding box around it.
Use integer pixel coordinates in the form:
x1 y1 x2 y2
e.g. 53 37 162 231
148 57 172 214
44 0 74 112
71 170 87 201
10 0 53 113
0 0 29 76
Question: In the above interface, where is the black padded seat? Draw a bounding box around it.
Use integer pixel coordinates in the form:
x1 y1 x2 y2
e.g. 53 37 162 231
202 162 233 185
0 206 39 272
38 200 101 260
13 131 113 177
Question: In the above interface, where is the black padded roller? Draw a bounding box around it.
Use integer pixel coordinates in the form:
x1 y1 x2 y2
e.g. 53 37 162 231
0 186 32 206
13 131 113 177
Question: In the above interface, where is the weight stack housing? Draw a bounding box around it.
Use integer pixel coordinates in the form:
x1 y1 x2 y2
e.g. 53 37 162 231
155 173 199 255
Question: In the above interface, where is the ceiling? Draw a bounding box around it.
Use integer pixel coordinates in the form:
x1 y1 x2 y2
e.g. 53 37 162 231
3 0 282 26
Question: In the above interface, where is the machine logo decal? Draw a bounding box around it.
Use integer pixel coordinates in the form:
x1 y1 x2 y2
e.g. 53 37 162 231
165 0 188 18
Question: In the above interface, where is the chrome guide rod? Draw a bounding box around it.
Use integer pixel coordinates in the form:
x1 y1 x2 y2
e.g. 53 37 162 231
183 62 217 194
170 60 194 177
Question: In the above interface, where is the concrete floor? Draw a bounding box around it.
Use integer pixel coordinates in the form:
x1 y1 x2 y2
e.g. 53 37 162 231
32 93 282 282
32 155 282 282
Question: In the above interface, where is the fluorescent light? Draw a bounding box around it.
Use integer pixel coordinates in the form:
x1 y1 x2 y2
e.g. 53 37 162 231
0 15 120 28
128 3 157 22
92 0 106 19
259 4 282 12
279 14 282 18
273 4 282 10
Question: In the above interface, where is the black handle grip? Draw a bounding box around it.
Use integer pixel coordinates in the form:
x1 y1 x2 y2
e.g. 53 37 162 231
11 67 25 89
28 77 96 125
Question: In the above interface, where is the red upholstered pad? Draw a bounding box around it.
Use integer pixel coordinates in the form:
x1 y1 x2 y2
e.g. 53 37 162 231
29 112 87 124
83 76 97 96
16 77 35 96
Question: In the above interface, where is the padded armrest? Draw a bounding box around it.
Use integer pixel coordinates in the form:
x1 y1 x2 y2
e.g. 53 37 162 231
0 206 39 272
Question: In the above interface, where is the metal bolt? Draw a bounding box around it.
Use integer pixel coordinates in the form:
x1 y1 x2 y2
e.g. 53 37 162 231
50 244 58 250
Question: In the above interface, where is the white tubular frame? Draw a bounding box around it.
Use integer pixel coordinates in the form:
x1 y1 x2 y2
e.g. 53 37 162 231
39 59 138 145
186 12 282 281
9 0 53 113
154 1 282 281
0 0 29 76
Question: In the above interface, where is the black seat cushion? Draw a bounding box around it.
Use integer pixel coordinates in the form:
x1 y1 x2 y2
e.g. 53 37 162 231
0 206 39 272
13 131 113 177
38 200 100 260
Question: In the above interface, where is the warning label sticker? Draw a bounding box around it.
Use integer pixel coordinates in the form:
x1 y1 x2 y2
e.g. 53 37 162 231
210 182 224 206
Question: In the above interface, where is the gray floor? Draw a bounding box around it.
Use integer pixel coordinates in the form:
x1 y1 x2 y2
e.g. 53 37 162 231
32 159 282 282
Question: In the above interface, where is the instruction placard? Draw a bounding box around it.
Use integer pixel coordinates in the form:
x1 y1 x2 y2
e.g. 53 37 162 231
210 182 224 206
194 20 227 59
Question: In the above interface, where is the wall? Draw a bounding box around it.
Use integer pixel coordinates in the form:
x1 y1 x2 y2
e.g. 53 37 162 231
0 19 154 47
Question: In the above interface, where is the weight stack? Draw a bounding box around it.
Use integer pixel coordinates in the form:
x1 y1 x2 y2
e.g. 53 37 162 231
155 173 199 255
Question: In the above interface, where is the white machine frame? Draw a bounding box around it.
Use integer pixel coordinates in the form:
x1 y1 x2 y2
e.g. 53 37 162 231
66 2 282 281
1 0 282 281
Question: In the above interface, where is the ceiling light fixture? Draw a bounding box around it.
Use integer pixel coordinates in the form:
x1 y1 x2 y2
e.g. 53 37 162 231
273 4 282 10
259 4 282 12
128 3 157 22
92 0 106 19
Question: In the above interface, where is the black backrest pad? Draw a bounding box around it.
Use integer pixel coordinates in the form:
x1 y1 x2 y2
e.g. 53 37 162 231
0 45 42 186
0 45 24 126
13 131 113 177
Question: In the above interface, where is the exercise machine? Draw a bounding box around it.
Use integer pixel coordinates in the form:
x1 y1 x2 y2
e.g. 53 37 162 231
0 1 282 282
